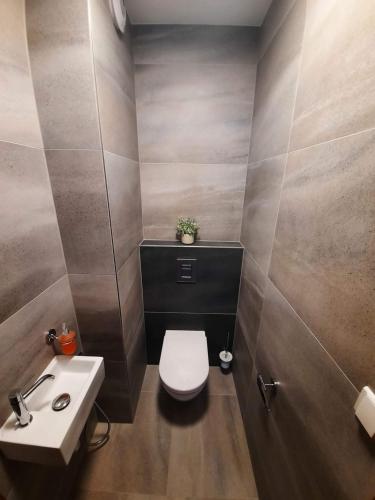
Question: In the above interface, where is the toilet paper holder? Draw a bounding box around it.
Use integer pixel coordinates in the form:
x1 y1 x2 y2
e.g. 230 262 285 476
257 374 280 412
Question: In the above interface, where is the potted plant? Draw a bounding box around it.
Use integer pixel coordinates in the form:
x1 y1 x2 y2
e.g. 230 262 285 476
176 217 199 245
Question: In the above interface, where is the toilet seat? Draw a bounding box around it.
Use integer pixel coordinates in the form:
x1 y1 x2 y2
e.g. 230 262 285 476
159 330 209 396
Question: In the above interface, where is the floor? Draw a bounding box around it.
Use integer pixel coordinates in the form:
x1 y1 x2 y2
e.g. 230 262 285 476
74 366 258 500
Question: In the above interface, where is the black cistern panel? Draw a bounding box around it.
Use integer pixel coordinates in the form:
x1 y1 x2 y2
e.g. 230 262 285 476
140 241 243 365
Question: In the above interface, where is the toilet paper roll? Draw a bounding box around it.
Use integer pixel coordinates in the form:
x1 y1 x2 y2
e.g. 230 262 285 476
354 386 375 438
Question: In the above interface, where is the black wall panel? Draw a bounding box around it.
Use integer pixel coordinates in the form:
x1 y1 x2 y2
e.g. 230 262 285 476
140 241 243 365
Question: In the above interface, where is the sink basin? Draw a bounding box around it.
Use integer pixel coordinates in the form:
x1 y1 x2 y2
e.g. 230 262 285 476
0 355 104 466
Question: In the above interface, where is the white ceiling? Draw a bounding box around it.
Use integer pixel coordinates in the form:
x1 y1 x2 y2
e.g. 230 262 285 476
124 0 272 27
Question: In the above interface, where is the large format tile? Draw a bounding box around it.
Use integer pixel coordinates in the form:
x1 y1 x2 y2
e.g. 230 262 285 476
236 251 267 358
135 64 256 164
46 149 115 275
249 0 305 162
90 0 135 102
246 281 375 500
290 0 375 151
0 276 77 425
0 0 42 148
69 274 124 362
241 155 286 273
132 25 258 66
0 142 66 323
74 369 257 499
166 395 257 498
258 0 296 60
75 494 186 500
118 249 144 353
26 0 101 149
105 152 143 269
270 129 375 389
0 456 12 499
97 360 133 422
207 367 236 397
232 319 253 418
95 65 139 160
76 391 172 494
126 319 147 415
141 163 247 240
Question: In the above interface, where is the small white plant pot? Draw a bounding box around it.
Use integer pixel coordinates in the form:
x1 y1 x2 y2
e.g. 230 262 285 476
181 233 194 245
219 351 233 370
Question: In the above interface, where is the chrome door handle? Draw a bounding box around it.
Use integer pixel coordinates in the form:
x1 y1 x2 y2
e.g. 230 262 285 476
257 374 279 412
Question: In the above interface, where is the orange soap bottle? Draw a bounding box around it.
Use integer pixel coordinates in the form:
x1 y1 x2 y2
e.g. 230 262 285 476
58 323 78 355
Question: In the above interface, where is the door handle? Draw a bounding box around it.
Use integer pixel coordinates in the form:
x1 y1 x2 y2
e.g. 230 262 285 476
257 374 279 412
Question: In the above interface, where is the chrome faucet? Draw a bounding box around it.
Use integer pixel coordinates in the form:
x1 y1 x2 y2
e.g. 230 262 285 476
8 374 55 426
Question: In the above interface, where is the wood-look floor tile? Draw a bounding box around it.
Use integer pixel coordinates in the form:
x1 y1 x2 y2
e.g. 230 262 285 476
166 395 256 499
75 369 256 500
141 365 160 393
75 493 185 500
75 392 171 495
206 367 236 396
74 491 121 500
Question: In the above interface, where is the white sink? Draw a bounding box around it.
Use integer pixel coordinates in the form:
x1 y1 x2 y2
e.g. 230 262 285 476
0 355 104 466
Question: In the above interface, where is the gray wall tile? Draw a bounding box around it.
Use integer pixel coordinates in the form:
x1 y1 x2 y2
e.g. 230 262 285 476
46 149 115 275
0 142 66 324
258 0 296 60
0 457 12 499
95 63 139 160
90 0 135 102
140 163 247 241
236 0 375 497
132 25 259 66
97 360 133 422
232 319 254 418
0 276 77 425
69 274 124 362
241 155 286 273
104 151 143 270
0 0 43 148
117 249 144 353
87 0 145 417
135 26 257 242
136 63 256 165
26 0 101 149
270 129 375 389
290 0 375 151
127 319 147 414
237 251 267 358
249 0 305 162
247 281 375 500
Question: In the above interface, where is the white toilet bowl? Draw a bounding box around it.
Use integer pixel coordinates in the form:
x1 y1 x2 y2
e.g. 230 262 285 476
159 330 209 401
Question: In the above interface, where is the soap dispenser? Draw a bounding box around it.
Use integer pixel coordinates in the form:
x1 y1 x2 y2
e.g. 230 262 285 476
58 323 78 355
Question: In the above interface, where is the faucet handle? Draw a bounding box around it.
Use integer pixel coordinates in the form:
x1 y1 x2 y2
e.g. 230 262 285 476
8 390 32 427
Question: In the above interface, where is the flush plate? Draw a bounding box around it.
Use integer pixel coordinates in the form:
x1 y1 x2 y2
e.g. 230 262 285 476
176 258 197 283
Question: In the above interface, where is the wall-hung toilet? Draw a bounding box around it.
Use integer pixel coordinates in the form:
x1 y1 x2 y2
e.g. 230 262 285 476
159 330 209 401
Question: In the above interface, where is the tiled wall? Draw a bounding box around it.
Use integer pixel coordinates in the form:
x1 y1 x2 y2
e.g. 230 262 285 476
0 1 77 498
26 0 145 422
233 0 375 498
89 0 146 419
132 26 258 241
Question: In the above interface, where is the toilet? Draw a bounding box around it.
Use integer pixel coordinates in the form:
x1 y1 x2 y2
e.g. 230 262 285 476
159 330 209 401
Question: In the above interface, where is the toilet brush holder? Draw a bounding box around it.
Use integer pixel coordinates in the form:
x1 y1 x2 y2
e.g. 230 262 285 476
219 350 233 371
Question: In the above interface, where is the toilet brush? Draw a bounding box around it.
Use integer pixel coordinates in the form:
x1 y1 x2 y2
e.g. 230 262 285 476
219 332 233 370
